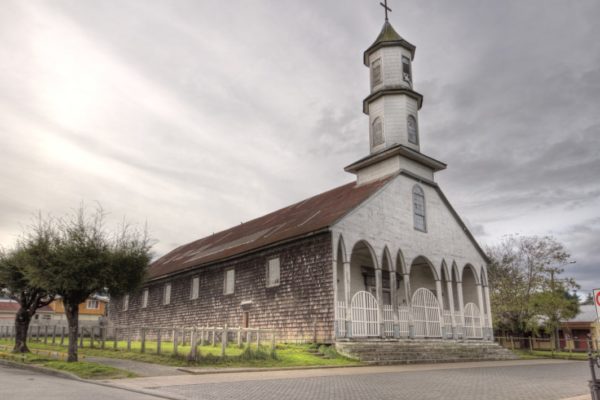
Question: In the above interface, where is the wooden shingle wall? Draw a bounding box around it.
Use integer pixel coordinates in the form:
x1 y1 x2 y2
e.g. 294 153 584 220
108 232 334 342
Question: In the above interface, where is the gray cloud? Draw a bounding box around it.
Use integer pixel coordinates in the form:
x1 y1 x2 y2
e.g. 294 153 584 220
0 0 598 293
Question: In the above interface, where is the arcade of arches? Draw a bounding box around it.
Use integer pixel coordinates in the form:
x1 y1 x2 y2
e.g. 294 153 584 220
334 238 493 340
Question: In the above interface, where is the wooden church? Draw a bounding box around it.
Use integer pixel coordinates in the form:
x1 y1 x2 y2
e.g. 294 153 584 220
109 11 495 345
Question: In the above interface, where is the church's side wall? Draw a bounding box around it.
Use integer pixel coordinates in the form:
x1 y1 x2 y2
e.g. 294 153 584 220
108 232 334 343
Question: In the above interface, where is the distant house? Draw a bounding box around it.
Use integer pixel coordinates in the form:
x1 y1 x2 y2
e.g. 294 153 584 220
559 305 600 351
0 299 54 321
49 295 109 322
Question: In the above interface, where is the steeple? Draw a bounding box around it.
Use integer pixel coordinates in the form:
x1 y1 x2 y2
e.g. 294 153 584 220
345 12 446 185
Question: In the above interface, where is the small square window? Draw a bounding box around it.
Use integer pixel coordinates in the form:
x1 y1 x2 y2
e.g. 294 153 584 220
141 288 149 308
163 283 171 305
266 257 280 287
123 295 129 311
224 269 235 295
190 277 199 300
86 300 99 310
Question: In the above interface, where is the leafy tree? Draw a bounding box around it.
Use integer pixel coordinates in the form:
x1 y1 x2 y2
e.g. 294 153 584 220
487 235 578 336
0 218 56 353
25 206 152 362
582 292 595 305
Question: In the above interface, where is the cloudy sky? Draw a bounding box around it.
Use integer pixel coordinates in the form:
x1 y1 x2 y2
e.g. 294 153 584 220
0 1 598 295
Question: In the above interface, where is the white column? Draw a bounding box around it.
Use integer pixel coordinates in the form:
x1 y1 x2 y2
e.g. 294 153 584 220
343 261 352 337
435 279 446 338
457 281 465 338
403 273 414 337
484 285 494 340
476 283 485 338
375 268 384 338
446 279 456 338
332 259 338 338
390 270 400 338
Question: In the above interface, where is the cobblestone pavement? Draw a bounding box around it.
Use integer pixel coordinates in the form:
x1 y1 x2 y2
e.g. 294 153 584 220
159 361 590 400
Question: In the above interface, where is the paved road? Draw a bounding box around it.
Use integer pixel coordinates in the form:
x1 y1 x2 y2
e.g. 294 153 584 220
1 359 593 400
151 360 591 400
0 364 161 400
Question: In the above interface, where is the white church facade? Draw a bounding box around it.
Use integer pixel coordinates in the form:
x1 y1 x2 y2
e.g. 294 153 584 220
109 16 494 345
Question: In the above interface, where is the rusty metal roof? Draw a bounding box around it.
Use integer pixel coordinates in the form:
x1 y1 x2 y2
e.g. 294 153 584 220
148 177 392 280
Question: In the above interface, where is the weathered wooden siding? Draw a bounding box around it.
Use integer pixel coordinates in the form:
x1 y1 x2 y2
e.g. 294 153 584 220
108 232 334 342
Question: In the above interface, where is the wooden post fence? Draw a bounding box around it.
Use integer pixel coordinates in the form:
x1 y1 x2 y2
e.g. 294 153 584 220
44 326 48 344
156 329 162 355
221 325 228 357
127 328 132 351
51 326 57 345
172 329 178 356
60 326 65 346
141 328 146 353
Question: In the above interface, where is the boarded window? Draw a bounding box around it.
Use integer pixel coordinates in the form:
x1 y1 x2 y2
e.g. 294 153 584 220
402 56 412 84
266 257 281 287
371 58 382 87
413 185 427 232
224 269 235 295
190 277 200 300
163 283 171 305
372 117 384 147
407 115 418 144
141 288 149 308
123 295 129 311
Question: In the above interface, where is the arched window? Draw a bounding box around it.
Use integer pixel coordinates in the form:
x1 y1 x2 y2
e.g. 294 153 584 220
372 117 384 147
371 58 382 88
412 185 426 232
407 115 419 145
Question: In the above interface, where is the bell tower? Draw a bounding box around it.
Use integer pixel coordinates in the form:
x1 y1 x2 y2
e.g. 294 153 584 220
345 3 446 185
363 20 422 154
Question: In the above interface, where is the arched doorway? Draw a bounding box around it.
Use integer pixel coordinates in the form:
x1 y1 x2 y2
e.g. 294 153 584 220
462 265 482 339
349 241 379 337
410 256 442 338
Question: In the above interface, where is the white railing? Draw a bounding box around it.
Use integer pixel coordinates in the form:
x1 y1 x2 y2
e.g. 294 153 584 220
336 301 346 337
383 304 394 337
443 310 453 337
335 295 488 340
398 306 410 337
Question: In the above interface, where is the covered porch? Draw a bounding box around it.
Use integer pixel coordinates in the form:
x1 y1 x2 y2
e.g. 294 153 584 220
333 236 493 340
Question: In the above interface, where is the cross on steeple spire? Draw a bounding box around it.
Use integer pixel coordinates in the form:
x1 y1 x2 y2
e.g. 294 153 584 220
380 0 392 22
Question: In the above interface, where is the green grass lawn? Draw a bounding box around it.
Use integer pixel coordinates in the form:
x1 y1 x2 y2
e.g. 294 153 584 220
513 349 591 361
0 338 360 369
0 350 135 379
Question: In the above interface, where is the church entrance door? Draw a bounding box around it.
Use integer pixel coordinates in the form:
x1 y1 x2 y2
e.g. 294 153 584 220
412 288 442 338
351 291 379 337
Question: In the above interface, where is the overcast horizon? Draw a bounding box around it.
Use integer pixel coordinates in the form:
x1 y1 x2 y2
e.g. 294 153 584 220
0 1 598 295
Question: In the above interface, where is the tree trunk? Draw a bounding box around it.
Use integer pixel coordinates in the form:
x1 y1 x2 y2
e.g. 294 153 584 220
65 301 79 362
13 307 32 353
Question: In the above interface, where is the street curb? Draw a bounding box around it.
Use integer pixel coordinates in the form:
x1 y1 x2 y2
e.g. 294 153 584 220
177 363 365 375
0 358 185 400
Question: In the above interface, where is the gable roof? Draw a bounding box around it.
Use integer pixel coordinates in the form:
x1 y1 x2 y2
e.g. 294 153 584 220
148 177 392 280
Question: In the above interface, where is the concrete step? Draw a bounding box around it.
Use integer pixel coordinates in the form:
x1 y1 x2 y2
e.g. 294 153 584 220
335 340 518 364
